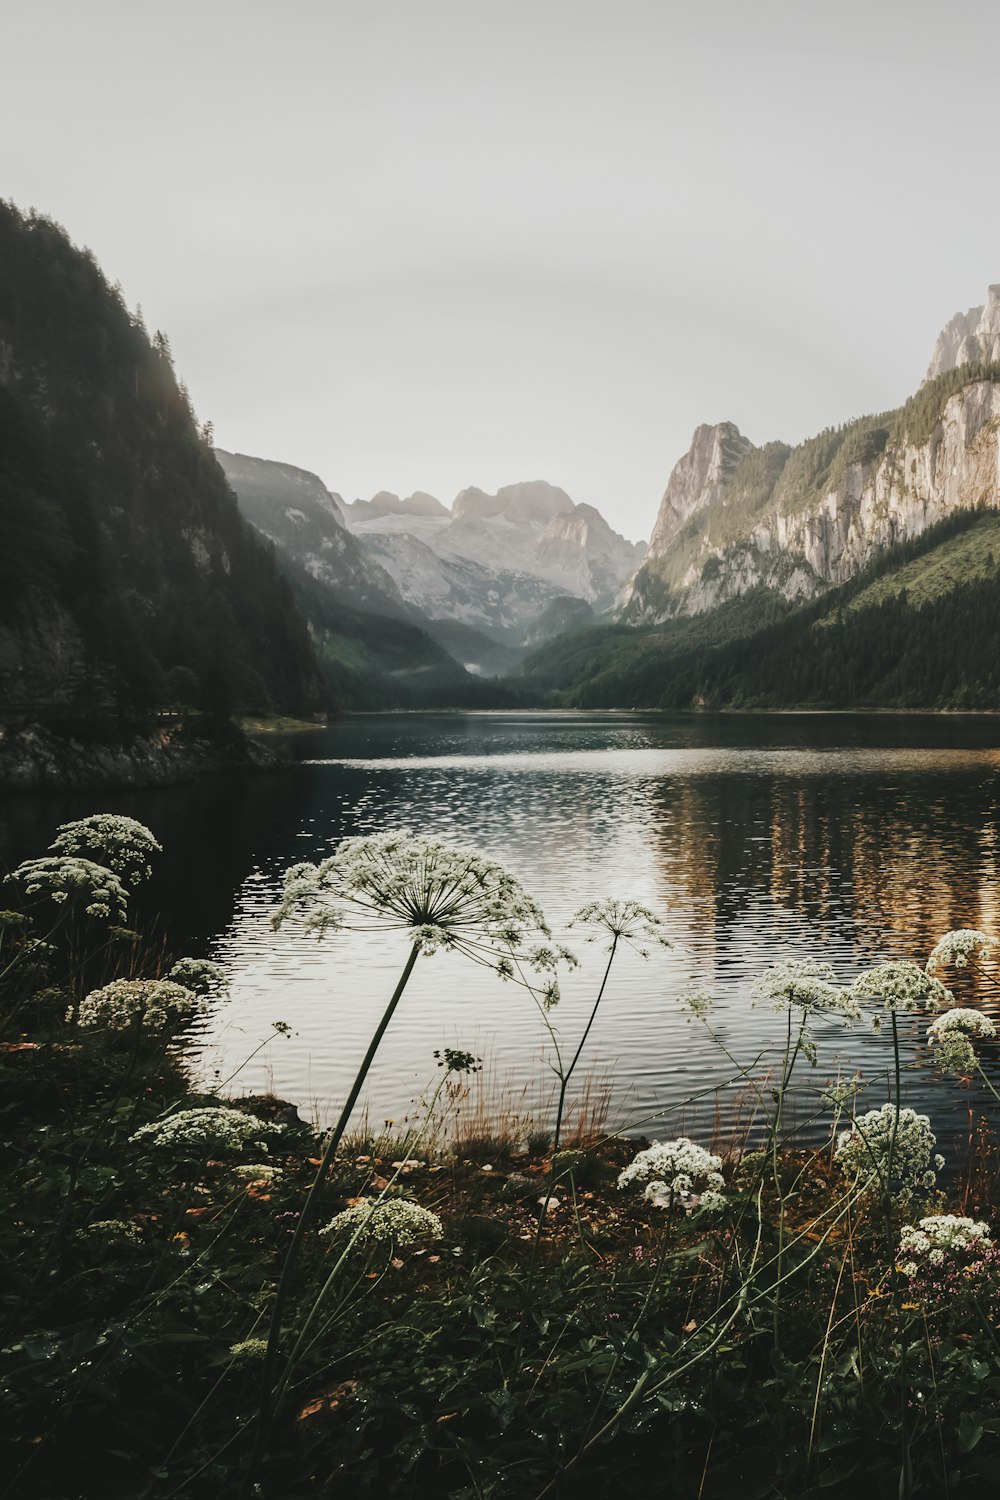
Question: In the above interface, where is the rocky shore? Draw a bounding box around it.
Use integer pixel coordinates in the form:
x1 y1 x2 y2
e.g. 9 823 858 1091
0 718 280 789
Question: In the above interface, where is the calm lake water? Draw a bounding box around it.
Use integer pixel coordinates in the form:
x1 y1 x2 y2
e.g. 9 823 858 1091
5 711 1000 1153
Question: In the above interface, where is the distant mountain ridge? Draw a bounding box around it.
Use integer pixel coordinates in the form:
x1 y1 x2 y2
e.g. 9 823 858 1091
344 478 644 639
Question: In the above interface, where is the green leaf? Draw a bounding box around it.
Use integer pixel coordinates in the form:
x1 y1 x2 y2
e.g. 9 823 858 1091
959 1412 984 1453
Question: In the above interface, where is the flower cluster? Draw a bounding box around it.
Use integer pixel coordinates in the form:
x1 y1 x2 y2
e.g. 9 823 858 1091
75 978 204 1031
168 957 228 993
570 899 671 956
320 1198 444 1247
835 1104 944 1197
821 1073 863 1111
618 1137 725 1207
752 958 858 1020
926 928 1000 974
927 1008 996 1074
49 814 161 885
231 1163 283 1181
898 1214 992 1277
6 856 129 920
229 1337 269 1364
75 1219 143 1246
850 961 952 1014
680 990 714 1020
273 832 569 990
130 1107 277 1153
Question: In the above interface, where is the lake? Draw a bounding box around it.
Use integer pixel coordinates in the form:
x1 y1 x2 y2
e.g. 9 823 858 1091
5 711 1000 1155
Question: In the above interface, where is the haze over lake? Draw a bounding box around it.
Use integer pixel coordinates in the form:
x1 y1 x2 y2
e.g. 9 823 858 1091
5 711 1000 1147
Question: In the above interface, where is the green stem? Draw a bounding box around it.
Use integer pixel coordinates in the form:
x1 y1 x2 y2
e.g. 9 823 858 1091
551 935 618 1158
248 940 421 1486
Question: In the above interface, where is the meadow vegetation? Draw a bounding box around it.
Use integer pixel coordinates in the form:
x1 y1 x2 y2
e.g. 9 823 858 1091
4 820 1000 1498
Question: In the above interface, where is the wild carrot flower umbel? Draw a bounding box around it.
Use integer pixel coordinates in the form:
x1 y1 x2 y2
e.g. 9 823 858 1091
168 957 227 993
849 961 952 1014
75 978 204 1031
5 856 130 921
898 1214 992 1277
320 1198 444 1248
130 1107 277 1153
570 899 671 956
49 814 161 885
926 928 1000 974
751 958 859 1020
926 1008 997 1074
274 831 569 987
835 1104 944 1198
618 1138 725 1205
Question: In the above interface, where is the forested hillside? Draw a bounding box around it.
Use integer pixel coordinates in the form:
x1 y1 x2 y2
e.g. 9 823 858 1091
0 202 320 718
516 509 1000 710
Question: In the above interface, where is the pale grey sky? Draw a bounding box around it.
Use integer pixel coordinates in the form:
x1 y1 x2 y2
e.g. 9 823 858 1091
3 0 998 542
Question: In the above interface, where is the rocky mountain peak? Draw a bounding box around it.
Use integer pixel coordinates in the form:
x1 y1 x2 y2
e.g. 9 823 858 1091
452 481 574 525
645 421 754 559
923 285 1000 383
348 490 449 523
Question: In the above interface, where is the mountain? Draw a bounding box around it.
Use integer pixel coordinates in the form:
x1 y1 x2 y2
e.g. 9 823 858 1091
216 449 525 700
214 450 410 619
0 202 319 719
343 479 644 639
924 285 1000 382
622 355 1000 623
516 285 1000 711
517 507 1000 711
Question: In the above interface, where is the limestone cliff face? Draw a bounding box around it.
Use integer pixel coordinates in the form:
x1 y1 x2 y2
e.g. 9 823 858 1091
622 382 1000 622
924 286 1000 382
644 422 754 556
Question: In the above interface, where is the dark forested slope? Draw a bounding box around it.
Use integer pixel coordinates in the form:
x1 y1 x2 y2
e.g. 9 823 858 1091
0 202 320 717
516 509 1000 711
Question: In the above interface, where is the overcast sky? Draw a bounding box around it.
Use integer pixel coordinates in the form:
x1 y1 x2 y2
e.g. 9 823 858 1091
3 0 998 542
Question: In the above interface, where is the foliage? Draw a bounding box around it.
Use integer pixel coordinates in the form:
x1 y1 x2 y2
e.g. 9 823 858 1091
516 508 1000 711
8 818 1000 1498
0 199 320 717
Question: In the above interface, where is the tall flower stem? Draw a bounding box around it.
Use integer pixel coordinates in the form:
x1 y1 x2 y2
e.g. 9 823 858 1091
551 934 619 1158
884 1008 903 1241
249 940 421 1484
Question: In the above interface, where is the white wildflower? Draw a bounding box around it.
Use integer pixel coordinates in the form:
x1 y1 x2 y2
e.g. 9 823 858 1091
699 1189 728 1214
926 1008 996 1074
75 1219 143 1246
821 1073 863 1110
835 1104 943 1198
752 958 858 1020
570 899 671 957
272 832 570 984
320 1197 444 1247
926 929 1000 974
231 1164 283 1181
130 1107 277 1153
6 856 129 921
618 1138 725 1206
680 990 714 1020
850 961 952 1013
75 978 204 1031
229 1337 269 1363
49 814 161 885
898 1214 992 1277
168 957 228 993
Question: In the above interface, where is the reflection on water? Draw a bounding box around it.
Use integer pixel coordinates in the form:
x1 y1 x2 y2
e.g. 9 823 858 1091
4 712 1000 1150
